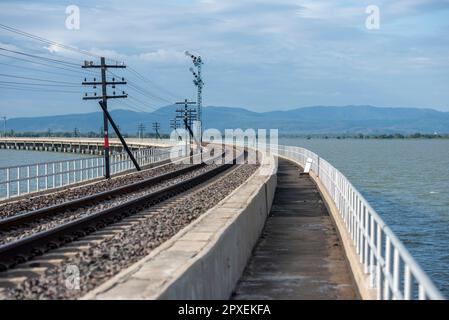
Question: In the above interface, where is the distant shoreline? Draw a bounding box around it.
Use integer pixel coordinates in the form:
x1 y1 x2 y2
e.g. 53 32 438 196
279 133 449 140
2 131 449 140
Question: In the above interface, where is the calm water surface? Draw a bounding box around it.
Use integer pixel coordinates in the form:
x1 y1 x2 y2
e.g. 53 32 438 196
0 150 91 197
280 138 449 297
1 144 448 296
0 149 88 168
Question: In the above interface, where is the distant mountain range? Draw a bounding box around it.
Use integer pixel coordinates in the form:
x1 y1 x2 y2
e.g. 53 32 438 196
5 105 449 134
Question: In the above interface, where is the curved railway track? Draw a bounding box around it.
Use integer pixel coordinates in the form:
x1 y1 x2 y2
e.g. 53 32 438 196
0 150 242 271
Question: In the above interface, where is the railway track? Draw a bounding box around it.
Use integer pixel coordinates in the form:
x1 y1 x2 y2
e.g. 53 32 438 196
0 150 241 271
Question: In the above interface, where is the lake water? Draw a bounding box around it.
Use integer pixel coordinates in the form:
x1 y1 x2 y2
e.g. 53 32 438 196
0 149 88 168
1 144 448 297
0 150 91 198
280 138 449 297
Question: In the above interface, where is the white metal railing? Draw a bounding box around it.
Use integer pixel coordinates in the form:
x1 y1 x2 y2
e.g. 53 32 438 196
271 144 444 300
0 148 170 200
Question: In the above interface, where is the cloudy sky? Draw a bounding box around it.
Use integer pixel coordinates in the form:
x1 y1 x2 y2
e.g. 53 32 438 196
0 0 448 117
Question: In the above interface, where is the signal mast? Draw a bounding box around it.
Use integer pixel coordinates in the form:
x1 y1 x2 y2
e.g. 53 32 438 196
185 51 204 147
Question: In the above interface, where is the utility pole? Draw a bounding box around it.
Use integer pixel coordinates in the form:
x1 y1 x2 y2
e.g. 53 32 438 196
186 51 204 147
99 101 141 172
82 57 127 179
152 122 161 139
1 117 6 138
170 118 181 141
137 123 145 139
176 99 197 158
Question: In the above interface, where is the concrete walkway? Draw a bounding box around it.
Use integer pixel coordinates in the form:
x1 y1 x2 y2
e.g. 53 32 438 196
232 158 358 300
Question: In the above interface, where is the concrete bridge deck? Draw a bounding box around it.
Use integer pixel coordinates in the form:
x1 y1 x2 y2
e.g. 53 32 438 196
232 158 357 300
0 137 173 155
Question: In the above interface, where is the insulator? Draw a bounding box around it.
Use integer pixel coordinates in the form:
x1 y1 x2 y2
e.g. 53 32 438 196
113 91 116 95
94 92 97 96
112 85 116 89
94 78 96 81
112 77 115 81
85 93 87 96
122 77 124 81
84 78 87 82
93 85 97 89
122 91 125 94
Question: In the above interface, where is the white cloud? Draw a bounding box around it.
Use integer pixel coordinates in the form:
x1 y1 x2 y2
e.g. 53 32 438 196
0 0 448 114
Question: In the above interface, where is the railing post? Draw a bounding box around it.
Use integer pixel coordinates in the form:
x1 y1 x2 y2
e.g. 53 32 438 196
364 206 369 273
90 159 93 179
370 214 375 287
45 163 48 190
80 159 84 181
419 285 426 300
96 158 99 178
6 168 10 199
376 224 383 300
27 166 30 194
73 160 76 183
393 248 400 299
384 236 391 300
52 163 56 188
36 164 39 192
17 167 20 196
59 162 62 187
66 161 69 185
404 265 412 300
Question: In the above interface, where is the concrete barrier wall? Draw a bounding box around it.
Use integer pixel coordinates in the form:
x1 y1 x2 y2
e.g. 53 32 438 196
83 154 277 300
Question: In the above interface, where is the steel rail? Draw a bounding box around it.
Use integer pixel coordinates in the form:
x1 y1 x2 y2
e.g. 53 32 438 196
0 162 235 270
0 163 205 230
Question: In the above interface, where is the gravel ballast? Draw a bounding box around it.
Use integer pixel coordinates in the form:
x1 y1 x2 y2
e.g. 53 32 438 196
0 165 219 246
5 164 259 300
0 162 192 219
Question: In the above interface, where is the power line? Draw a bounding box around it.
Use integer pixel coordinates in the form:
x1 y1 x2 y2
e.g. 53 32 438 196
0 73 80 85
0 80 80 87
82 57 128 179
108 69 173 105
0 61 89 79
127 95 160 112
0 84 80 94
127 82 172 104
0 23 182 104
120 100 153 113
0 52 95 76
0 47 80 67
0 23 184 127
127 66 181 100
0 23 117 63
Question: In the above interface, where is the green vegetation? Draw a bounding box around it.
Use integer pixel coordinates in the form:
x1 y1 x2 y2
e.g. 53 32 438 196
1 130 447 140
0 130 169 139
281 133 449 140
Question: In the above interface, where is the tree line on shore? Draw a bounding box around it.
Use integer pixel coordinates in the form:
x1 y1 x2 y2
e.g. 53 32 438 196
1 130 448 140
0 129 169 139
